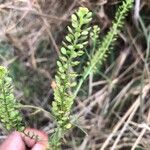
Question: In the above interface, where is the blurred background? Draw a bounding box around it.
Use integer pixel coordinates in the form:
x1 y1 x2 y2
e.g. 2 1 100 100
0 0 150 149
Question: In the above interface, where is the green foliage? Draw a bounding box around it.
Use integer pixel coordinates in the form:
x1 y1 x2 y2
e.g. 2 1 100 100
91 0 134 70
52 7 92 129
0 66 24 132
51 7 92 148
92 0 134 68
74 0 134 96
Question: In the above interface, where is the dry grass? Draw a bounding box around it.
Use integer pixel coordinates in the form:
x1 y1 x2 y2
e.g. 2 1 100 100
0 0 150 149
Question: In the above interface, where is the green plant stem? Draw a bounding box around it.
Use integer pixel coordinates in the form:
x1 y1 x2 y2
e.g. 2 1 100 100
74 65 93 97
17 105 53 119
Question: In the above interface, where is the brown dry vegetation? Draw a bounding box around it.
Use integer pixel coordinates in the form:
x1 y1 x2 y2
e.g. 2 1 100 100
0 0 150 149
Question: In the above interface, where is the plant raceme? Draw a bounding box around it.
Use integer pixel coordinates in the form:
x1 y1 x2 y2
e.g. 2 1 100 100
0 66 24 132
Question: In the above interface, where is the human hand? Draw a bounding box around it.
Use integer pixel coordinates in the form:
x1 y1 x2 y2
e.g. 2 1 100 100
0 128 49 150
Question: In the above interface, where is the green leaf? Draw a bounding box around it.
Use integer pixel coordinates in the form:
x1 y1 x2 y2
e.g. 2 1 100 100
66 36 72 43
67 26 73 33
57 61 62 67
52 7 93 138
86 12 92 18
81 30 88 35
67 45 74 50
72 61 80 66
0 66 24 132
58 66 65 73
76 44 84 49
71 14 78 21
61 47 67 55
60 56 67 62
68 34 74 41
72 22 78 28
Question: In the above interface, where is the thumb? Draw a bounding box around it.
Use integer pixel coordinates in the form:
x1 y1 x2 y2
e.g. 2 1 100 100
0 131 26 150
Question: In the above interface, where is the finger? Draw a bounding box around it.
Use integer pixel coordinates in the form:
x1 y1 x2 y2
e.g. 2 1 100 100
0 131 26 150
32 142 48 150
22 128 49 150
